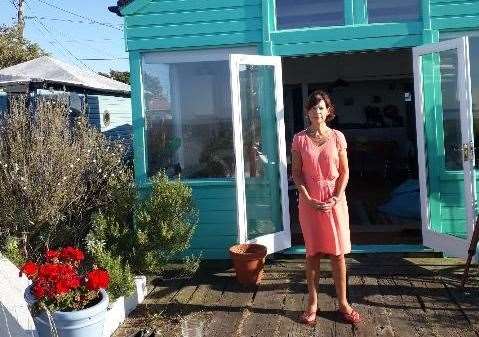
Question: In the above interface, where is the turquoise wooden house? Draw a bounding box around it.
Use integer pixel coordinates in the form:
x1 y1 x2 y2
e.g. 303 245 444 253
110 0 479 259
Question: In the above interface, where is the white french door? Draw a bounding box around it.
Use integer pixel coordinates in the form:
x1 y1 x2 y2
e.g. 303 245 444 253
230 54 291 254
413 37 476 257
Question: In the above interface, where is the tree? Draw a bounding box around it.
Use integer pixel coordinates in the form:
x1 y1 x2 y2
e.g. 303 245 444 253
0 25 46 69
99 70 130 84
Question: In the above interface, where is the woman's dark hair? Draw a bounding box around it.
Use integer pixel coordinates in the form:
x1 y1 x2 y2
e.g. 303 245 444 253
305 90 336 122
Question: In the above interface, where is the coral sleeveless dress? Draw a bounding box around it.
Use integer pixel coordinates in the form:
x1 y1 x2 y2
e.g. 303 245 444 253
291 129 351 257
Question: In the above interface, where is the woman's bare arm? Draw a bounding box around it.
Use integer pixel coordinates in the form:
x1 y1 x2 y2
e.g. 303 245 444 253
291 149 312 203
334 148 350 199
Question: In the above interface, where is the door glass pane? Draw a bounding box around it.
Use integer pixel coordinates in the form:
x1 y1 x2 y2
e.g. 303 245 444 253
469 37 479 169
367 0 420 23
276 0 344 30
239 64 283 239
421 49 467 238
141 56 235 179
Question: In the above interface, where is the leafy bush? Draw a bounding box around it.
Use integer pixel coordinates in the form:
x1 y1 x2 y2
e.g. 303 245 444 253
2 235 26 266
86 232 135 301
86 171 199 274
134 172 198 273
0 96 132 258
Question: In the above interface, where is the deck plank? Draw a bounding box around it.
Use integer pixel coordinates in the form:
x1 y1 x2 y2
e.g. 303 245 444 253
237 278 289 337
204 279 256 337
359 276 394 337
446 282 479 335
392 277 434 337
409 278 476 337
314 276 337 337
377 277 421 337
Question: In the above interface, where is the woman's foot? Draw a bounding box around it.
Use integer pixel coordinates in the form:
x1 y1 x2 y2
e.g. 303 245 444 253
337 307 361 324
299 310 317 325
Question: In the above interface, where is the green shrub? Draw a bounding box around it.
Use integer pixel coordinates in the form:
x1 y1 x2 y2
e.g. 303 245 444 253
1 235 25 266
133 171 198 273
86 171 199 276
86 234 135 301
0 96 133 259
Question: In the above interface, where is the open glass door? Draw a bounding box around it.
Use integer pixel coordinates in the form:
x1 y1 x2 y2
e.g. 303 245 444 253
413 37 476 257
230 54 291 254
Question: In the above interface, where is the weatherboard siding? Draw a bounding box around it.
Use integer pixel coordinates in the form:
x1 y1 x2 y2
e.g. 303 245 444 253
430 0 479 31
122 0 263 52
271 21 424 56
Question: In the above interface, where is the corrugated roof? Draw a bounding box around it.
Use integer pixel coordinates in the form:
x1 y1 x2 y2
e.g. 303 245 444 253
0 56 130 95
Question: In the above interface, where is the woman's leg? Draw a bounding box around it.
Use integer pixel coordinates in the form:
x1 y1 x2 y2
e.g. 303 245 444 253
329 254 352 313
305 253 321 312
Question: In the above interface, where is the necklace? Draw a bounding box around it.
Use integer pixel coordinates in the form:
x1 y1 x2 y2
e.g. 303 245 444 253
306 127 331 146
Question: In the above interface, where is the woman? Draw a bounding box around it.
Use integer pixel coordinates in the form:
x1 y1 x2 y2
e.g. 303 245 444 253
291 90 360 325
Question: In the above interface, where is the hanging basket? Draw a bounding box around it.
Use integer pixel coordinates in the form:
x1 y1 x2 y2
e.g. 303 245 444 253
229 243 267 285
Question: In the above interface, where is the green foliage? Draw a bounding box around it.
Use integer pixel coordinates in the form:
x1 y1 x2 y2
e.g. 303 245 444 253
98 70 130 85
0 96 133 258
2 236 25 266
86 171 199 276
86 231 135 301
134 171 198 273
0 25 46 69
181 253 202 277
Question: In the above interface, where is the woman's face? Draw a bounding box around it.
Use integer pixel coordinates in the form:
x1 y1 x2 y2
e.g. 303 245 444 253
307 99 329 125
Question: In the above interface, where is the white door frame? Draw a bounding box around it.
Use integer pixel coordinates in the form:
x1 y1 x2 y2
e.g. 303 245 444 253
413 37 475 257
230 54 292 254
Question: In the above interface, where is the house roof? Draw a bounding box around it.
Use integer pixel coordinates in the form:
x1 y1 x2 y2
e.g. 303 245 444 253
0 56 130 95
108 0 134 16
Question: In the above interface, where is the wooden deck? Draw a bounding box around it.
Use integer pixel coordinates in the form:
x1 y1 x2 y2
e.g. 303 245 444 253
113 254 479 337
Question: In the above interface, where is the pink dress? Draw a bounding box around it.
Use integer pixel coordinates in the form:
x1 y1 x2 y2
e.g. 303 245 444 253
291 129 351 257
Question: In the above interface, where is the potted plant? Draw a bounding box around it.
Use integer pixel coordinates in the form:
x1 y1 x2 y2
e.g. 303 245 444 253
20 247 110 337
229 243 267 285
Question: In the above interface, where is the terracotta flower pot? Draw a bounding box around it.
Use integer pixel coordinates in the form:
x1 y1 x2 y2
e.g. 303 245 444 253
229 243 267 285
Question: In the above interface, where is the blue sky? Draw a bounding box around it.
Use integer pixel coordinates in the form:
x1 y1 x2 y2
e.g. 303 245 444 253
1 0 129 72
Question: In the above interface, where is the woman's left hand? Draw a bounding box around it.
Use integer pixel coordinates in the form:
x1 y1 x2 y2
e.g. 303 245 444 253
317 199 335 212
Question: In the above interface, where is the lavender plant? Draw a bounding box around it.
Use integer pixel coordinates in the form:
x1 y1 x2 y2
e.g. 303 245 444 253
0 95 133 258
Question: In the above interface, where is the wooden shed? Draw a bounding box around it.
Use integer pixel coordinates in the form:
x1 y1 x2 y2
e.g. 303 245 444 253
0 56 132 148
110 0 479 259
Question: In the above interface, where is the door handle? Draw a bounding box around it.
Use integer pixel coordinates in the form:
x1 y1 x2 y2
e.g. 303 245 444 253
464 143 470 161
463 142 475 162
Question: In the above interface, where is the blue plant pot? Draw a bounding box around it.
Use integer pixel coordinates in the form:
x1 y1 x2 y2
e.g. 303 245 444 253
24 286 109 337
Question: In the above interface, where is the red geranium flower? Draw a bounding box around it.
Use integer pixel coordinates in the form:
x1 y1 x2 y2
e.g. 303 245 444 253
86 269 110 291
20 246 109 314
20 261 38 278
45 249 61 261
60 247 85 262
38 263 61 279
32 281 47 299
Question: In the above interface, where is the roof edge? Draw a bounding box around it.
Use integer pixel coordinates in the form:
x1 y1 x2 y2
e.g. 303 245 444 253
108 0 135 17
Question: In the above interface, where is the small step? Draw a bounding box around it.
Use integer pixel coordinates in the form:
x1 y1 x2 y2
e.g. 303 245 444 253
278 244 443 258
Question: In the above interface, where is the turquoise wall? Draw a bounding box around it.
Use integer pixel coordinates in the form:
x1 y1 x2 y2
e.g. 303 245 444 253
122 0 263 52
430 0 479 31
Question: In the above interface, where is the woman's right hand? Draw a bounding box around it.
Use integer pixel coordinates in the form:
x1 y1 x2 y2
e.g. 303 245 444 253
305 196 334 212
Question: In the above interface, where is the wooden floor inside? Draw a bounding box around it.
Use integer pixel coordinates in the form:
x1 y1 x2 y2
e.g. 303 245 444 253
113 254 479 337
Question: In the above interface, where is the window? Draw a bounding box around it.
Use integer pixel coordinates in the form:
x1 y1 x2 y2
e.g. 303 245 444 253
441 32 479 169
276 0 344 30
367 0 420 23
141 55 235 179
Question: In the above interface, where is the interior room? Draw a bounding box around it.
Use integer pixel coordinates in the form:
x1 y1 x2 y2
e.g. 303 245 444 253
283 49 421 245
